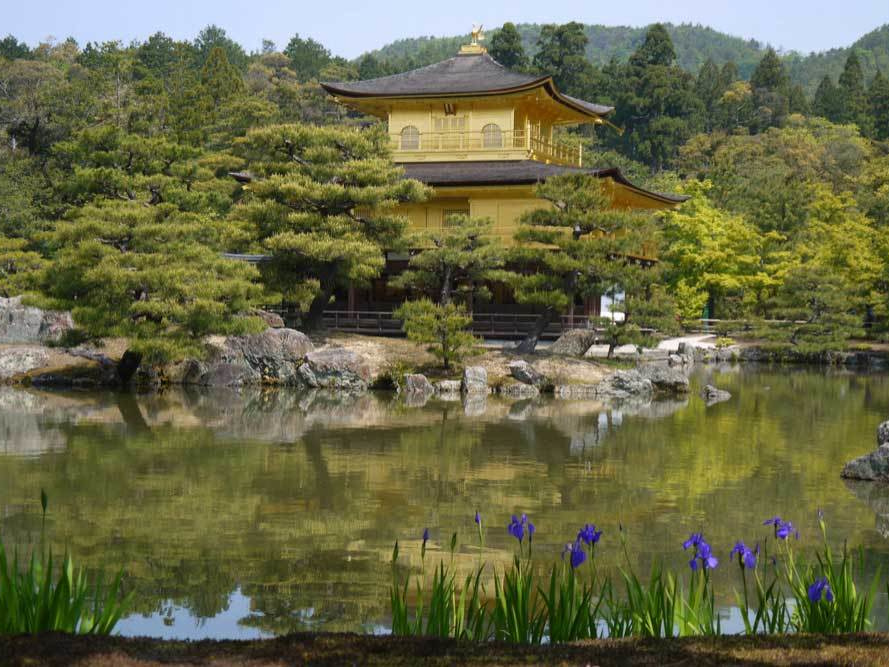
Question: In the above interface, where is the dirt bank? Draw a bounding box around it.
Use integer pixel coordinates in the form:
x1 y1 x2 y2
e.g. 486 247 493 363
2 632 889 666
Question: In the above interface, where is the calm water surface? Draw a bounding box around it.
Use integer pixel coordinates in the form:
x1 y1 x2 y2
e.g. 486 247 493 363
1 365 888 638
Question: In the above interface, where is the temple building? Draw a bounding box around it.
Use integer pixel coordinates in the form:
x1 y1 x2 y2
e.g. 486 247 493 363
319 31 687 337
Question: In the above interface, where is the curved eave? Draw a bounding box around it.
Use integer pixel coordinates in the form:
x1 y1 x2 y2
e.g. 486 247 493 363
321 76 614 122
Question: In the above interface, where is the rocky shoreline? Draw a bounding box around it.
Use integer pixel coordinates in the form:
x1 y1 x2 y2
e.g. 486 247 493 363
1 297 884 406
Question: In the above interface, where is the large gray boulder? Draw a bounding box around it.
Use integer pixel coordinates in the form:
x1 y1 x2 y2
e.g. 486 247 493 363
299 346 371 393
0 296 74 344
842 446 889 482
402 374 434 406
190 328 314 386
462 366 488 395
508 360 546 387
594 370 653 400
550 329 598 357
638 364 690 394
842 421 889 482
0 346 49 380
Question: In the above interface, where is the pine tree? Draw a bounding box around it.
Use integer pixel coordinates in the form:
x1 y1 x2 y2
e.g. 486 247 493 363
532 22 594 96
200 46 244 106
607 24 702 171
505 173 673 353
389 215 504 308
37 201 265 365
284 34 331 82
394 299 477 371
812 75 841 121
490 22 527 70
628 23 676 68
869 70 889 140
696 59 727 130
837 51 870 133
750 47 791 131
233 123 430 330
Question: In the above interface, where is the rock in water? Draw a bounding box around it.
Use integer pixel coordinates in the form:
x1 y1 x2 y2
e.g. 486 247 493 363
549 329 598 357
299 347 372 393
594 370 653 400
0 296 74 344
701 384 732 405
462 366 488 395
842 446 889 482
0 347 49 380
841 420 889 482
879 421 889 447
500 381 540 399
433 380 462 398
507 360 546 387
402 374 433 407
638 364 689 394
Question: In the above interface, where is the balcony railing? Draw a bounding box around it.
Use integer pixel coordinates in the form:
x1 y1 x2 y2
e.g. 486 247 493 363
390 130 583 167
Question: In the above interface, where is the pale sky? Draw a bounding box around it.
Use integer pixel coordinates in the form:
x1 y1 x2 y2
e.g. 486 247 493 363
5 0 888 59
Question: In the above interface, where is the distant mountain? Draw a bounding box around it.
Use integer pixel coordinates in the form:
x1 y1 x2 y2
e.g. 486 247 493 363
363 22 889 94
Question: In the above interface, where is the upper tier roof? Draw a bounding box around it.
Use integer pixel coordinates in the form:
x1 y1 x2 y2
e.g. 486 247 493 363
321 52 613 118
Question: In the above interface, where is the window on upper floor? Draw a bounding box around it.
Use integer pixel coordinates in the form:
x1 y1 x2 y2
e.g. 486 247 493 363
482 123 502 148
400 125 420 150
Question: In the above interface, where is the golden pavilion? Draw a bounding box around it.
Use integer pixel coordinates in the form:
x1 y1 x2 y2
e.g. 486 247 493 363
319 30 687 336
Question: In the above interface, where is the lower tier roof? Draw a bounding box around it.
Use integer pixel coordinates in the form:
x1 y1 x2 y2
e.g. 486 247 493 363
399 160 689 206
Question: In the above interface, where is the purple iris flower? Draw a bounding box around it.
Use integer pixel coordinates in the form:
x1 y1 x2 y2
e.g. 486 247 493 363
474 511 481 525
562 540 586 569
730 541 757 569
763 516 782 527
508 515 533 544
422 528 429 545
808 577 834 603
577 524 603 546
683 532 704 550
776 521 797 540
684 532 718 570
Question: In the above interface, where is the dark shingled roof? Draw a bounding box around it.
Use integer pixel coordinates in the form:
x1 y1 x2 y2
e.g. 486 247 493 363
321 53 613 117
400 160 689 204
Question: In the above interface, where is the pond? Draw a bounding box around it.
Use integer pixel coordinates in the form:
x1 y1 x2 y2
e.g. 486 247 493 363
0 364 888 639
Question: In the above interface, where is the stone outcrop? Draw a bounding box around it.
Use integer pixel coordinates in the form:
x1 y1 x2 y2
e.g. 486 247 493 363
842 421 889 482
251 309 285 329
594 370 653 400
507 360 546 388
177 329 315 387
299 346 372 393
462 366 488 395
402 374 434 405
638 364 690 394
0 346 49 380
0 296 74 344
700 384 732 405
550 329 598 357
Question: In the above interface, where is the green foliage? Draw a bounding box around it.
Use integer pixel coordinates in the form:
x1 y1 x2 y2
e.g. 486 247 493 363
507 173 675 352
489 23 527 70
394 299 478 371
390 215 504 307
233 122 429 329
532 22 596 96
284 34 332 82
37 201 265 363
0 494 131 635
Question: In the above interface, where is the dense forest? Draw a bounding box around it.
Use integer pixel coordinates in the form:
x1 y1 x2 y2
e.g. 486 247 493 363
367 22 889 94
1 20 888 365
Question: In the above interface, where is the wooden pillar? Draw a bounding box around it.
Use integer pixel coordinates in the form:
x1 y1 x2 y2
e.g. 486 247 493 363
347 286 356 313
